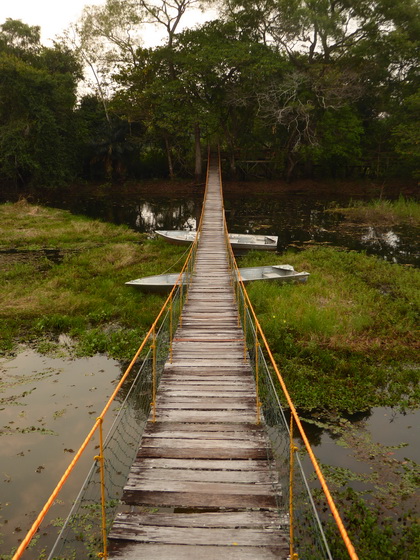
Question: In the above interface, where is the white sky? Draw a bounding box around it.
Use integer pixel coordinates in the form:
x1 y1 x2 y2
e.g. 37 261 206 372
0 0 106 44
0 0 218 46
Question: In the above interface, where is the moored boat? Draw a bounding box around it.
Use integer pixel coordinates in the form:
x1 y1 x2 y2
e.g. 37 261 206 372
155 230 278 252
126 264 309 293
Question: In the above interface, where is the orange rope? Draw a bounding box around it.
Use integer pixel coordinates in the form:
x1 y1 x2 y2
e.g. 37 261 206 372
13 233 200 560
234 265 359 560
13 149 212 560
219 161 358 560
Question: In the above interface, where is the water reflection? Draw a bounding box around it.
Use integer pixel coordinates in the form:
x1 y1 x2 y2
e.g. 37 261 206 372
299 407 420 463
227 196 419 266
361 227 400 249
15 189 417 266
134 201 198 232
297 406 420 500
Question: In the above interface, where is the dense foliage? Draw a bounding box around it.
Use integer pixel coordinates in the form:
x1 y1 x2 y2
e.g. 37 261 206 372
0 0 419 187
0 20 83 187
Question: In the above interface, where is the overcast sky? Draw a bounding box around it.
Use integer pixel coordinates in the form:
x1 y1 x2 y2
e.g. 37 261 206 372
0 0 217 47
0 0 106 44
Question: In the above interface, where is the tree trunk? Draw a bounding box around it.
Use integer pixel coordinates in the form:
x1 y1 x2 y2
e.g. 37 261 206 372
164 134 174 179
194 122 202 183
229 150 236 179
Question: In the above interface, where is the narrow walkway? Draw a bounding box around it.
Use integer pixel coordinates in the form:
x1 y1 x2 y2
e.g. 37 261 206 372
108 162 289 559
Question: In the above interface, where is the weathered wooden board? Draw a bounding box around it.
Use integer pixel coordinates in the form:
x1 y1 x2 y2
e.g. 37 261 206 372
109 524 286 546
144 422 263 434
131 457 272 471
155 400 254 410
141 433 265 444
122 489 277 509
136 444 267 459
108 543 288 559
140 437 265 450
156 394 255 402
111 511 283 528
124 478 275 495
150 410 257 423
126 468 275 484
158 391 255 398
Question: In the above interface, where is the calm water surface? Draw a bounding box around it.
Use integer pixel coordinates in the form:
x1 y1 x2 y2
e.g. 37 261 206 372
0 349 123 557
47 191 420 266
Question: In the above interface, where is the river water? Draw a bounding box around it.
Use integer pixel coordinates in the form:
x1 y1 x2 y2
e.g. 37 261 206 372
1 188 418 557
48 190 419 265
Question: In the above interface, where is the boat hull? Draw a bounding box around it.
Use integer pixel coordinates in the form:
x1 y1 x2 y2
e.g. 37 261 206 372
155 230 278 252
126 265 309 293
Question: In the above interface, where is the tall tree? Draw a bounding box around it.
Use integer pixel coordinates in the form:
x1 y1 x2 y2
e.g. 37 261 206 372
0 20 82 187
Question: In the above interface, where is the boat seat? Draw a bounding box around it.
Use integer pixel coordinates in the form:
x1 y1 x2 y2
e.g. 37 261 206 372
263 272 280 278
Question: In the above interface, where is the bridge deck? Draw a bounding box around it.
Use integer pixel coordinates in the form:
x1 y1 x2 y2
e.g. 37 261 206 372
108 163 289 559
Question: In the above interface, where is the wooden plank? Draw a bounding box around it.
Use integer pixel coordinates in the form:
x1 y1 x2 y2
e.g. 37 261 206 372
109 524 286 546
166 364 251 368
140 437 265 450
144 422 264 434
131 458 272 471
157 390 255 398
155 401 254 410
158 382 254 389
143 428 265 440
159 375 251 381
126 468 275 484
152 410 257 423
108 543 287 560
122 489 277 509
136 445 267 459
110 511 285 528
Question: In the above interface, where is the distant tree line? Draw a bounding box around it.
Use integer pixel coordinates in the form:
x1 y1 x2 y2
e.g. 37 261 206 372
0 0 419 188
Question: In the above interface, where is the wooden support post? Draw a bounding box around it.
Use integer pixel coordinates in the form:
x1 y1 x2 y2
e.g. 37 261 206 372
289 416 299 560
95 418 108 560
255 337 261 425
169 296 173 364
151 327 157 422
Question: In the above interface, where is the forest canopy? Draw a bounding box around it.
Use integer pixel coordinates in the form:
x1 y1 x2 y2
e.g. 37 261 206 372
0 0 419 187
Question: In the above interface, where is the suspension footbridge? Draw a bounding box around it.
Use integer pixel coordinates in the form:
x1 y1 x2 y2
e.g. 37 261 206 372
107 160 288 558
13 154 358 560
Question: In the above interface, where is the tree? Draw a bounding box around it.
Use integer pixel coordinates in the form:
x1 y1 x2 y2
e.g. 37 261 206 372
0 20 82 187
73 0 214 180
0 18 41 58
392 90 420 178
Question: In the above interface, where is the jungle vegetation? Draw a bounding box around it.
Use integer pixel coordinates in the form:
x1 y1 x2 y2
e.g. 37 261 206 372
0 0 419 189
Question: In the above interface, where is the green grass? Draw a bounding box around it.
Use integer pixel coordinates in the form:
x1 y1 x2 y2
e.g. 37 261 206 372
238 247 420 413
329 195 420 225
0 201 186 359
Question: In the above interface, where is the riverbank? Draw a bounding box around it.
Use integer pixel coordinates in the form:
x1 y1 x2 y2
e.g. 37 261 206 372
0 200 185 359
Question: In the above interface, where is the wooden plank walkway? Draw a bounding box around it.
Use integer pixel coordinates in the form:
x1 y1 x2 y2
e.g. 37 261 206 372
108 161 289 559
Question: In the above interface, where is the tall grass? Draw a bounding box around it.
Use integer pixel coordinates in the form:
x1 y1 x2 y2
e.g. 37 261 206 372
240 247 419 412
330 195 420 224
0 202 186 360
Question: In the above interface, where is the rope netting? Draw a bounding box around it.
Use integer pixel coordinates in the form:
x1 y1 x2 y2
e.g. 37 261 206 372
47 288 185 559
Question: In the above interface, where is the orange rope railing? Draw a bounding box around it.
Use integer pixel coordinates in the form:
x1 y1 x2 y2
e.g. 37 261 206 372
220 187 359 559
13 151 215 560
